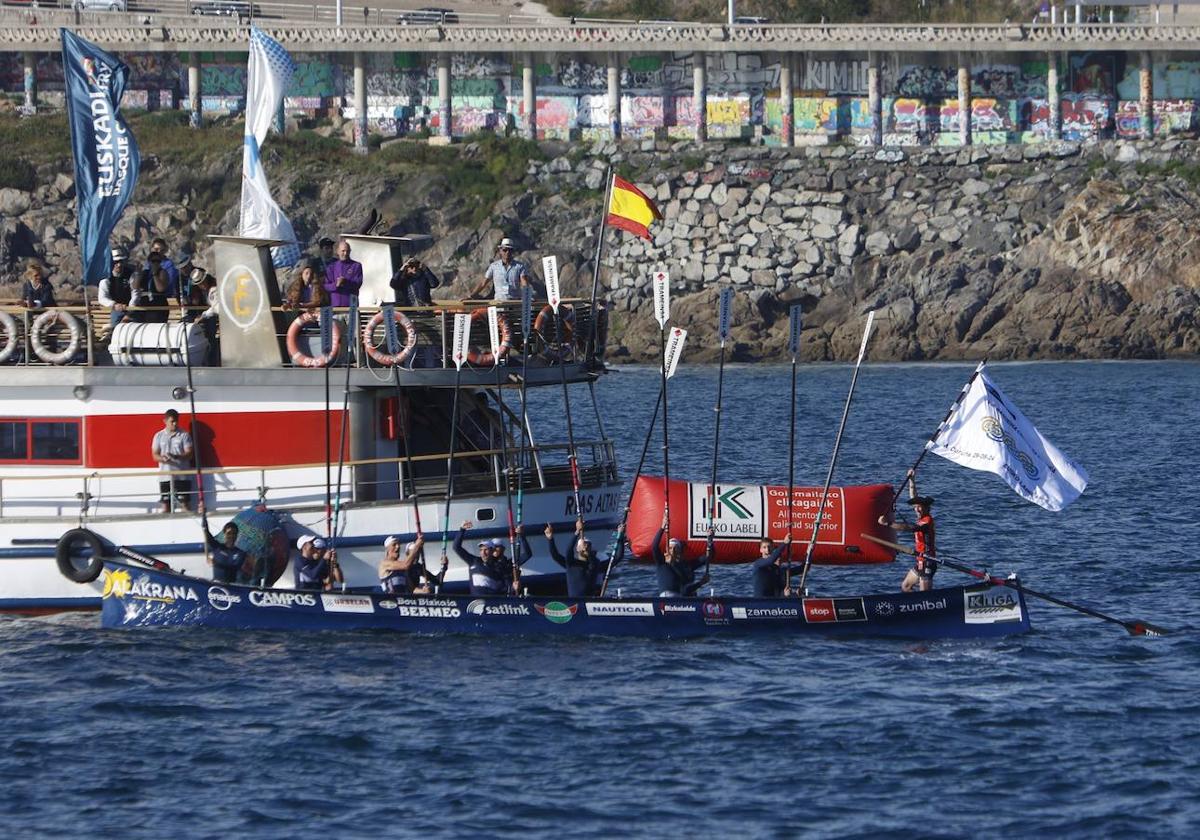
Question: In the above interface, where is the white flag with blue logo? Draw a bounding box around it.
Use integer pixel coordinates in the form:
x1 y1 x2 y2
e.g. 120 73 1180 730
240 27 301 268
926 364 1089 511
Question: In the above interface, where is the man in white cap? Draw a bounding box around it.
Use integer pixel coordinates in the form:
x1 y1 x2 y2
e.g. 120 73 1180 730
294 534 332 591
471 236 530 301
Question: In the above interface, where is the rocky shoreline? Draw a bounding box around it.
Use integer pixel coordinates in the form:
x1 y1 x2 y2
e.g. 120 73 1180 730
3 132 1200 362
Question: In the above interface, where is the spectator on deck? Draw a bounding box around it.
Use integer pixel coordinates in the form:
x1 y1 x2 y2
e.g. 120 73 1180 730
131 269 171 324
20 260 56 310
323 239 363 306
98 246 134 328
283 261 331 312
314 236 336 276
145 237 179 299
390 257 439 306
151 409 194 513
471 237 529 301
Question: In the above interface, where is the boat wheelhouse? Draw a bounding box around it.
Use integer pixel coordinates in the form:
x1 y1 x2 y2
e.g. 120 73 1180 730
0 235 620 612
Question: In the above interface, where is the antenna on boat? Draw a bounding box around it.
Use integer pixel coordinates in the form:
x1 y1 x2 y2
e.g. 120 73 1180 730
704 287 734 581
784 304 802 592
543 255 585 527
440 312 471 566
797 311 876 594
586 165 613 365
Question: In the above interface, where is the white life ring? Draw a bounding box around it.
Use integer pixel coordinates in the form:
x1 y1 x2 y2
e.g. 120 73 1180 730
286 310 343 368
31 309 82 365
0 311 20 364
363 308 418 367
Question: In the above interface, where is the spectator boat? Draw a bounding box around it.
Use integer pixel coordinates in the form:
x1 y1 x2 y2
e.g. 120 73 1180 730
90 552 1033 640
0 236 621 613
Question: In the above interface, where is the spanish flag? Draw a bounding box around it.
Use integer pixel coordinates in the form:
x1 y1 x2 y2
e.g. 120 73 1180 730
606 175 662 241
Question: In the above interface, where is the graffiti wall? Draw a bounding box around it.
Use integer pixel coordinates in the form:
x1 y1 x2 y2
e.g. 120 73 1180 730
5 49 1200 143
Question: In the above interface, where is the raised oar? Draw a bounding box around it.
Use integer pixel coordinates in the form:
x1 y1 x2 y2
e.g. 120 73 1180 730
797 311 876 594
704 287 734 580
178 296 209 567
543 256 585 525
860 534 1169 637
652 270 672 532
381 300 427 568
487 304 520 593
320 304 334 539
599 383 664 596
784 304 802 591
440 313 471 568
329 296 358 590
514 287 534 528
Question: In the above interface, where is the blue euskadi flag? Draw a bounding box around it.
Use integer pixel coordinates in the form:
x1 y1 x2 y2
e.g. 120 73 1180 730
60 29 140 286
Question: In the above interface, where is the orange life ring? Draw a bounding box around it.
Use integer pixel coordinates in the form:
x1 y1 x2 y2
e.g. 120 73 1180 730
286 310 343 368
466 306 512 366
533 304 575 360
362 308 418 367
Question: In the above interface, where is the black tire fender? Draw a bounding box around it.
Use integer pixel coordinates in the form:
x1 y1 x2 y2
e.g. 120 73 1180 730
56 528 106 584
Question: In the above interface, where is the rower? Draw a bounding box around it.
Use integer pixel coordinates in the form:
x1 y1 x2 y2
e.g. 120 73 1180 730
490 526 533 595
751 535 797 598
202 517 247 584
651 512 711 597
544 519 601 597
880 470 938 592
454 521 508 596
294 535 331 591
379 534 446 595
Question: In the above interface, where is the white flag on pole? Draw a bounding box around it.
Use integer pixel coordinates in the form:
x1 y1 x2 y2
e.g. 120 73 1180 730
663 327 687 379
240 27 301 268
652 270 670 329
542 256 561 312
927 364 1089 511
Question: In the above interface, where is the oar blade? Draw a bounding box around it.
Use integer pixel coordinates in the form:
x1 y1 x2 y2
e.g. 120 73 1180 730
1126 620 1169 637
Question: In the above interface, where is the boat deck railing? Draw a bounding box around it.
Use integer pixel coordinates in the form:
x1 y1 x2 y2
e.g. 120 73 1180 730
0 437 618 520
0 298 607 371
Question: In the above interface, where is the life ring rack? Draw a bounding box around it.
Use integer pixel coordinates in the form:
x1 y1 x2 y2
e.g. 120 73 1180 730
31 309 82 365
466 306 512 366
286 310 343 368
362 308 418 367
0 311 20 364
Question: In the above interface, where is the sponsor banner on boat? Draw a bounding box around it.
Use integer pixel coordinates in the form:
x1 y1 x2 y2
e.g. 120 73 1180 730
207 586 242 611
732 605 800 620
585 602 654 617
802 597 867 624
466 599 531 616
534 601 577 624
321 594 374 614
249 590 318 609
103 569 198 604
701 599 729 625
686 484 846 544
395 601 461 618
378 600 397 610
963 589 1023 624
659 603 697 615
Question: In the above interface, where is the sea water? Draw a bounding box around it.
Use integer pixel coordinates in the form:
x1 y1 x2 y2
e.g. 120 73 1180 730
1 361 1197 837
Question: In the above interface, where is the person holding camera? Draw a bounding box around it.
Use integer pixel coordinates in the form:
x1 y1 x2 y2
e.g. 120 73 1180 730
390 257 440 306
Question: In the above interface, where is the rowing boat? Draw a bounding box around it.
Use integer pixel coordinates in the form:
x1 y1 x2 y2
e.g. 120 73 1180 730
95 556 1032 640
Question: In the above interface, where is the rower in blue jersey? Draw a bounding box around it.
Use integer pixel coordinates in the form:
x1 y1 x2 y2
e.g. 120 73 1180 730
651 512 711 597
454 521 509 595
544 519 601 597
490 526 534 595
202 517 247 584
379 534 446 595
750 535 797 597
293 534 332 591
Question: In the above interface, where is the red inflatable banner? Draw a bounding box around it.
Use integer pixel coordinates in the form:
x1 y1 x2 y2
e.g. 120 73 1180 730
626 476 897 565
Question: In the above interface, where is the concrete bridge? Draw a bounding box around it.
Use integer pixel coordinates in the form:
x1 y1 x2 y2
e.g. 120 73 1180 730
4 12 1197 146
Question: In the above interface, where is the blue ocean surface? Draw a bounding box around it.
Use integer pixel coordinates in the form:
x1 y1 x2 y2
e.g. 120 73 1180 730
2 361 1198 838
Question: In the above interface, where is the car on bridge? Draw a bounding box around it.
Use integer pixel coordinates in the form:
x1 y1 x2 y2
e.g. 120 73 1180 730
192 0 256 16
73 0 128 10
396 7 458 25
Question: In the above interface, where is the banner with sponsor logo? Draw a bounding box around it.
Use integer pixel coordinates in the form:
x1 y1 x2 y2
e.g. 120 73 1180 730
60 29 141 287
927 364 1089 511
240 27 302 268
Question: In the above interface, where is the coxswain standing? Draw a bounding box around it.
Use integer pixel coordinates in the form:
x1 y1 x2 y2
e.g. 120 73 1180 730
880 470 938 592
651 512 711 597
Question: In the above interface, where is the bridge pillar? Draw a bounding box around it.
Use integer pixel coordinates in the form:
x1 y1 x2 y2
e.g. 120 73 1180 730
778 52 793 148
868 51 882 146
957 58 971 146
188 52 202 128
523 53 536 140
1047 53 1061 140
22 52 36 114
353 51 367 153
438 53 452 140
1139 50 1154 139
693 53 707 144
607 53 621 139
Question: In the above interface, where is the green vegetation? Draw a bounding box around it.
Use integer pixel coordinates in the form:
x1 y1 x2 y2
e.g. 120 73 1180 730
1135 158 1200 189
0 157 36 191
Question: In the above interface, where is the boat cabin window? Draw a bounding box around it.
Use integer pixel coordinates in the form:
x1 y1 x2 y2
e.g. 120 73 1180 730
0 419 82 464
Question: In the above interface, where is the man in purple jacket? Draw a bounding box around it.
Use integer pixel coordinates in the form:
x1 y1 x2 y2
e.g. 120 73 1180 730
323 238 363 306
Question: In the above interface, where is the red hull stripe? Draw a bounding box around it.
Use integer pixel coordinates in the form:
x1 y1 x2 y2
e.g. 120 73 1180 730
84 410 348 469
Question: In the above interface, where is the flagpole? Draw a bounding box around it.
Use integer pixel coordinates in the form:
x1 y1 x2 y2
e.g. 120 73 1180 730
887 360 987 510
797 311 875 594
587 166 614 365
